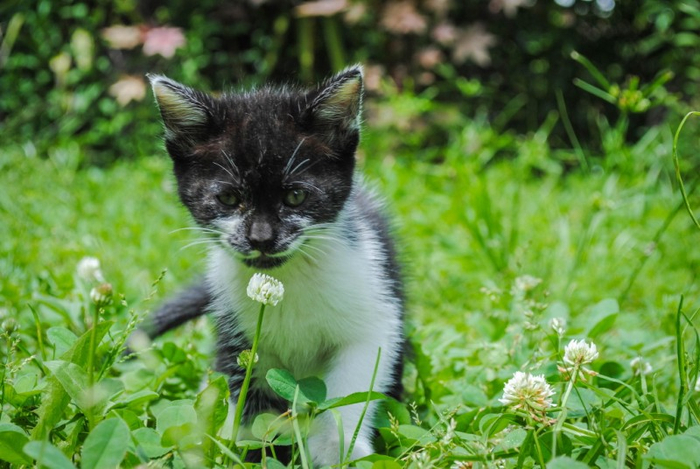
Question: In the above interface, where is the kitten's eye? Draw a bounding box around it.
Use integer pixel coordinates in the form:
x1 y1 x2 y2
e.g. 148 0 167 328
216 192 240 207
283 189 307 207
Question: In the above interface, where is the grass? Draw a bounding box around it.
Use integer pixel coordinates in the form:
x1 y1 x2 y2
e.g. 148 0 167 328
1 107 700 467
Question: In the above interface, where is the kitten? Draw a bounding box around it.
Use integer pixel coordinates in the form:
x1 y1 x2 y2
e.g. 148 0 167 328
145 66 404 465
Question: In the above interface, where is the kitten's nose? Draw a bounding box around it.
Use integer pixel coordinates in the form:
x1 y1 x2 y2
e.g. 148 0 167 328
248 219 275 251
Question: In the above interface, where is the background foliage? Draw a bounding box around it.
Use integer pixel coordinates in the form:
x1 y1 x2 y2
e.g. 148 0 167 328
3 0 700 163
2 0 700 467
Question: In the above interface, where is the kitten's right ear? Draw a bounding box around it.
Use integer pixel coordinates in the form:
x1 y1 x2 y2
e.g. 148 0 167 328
148 74 215 146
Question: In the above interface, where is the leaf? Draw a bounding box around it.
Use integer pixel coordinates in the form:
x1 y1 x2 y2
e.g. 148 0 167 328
318 391 387 411
251 412 289 441
266 368 298 401
495 427 527 451
113 389 159 409
622 413 675 430
32 321 112 439
396 424 436 446
264 459 288 469
646 435 700 467
156 401 198 433
195 374 229 435
371 461 403 469
23 440 77 469
0 423 32 465
684 425 700 440
195 375 229 457
547 456 589 469
132 427 170 458
46 327 77 356
81 417 130 469
297 376 327 404
161 422 201 449
583 298 619 338
43 360 93 414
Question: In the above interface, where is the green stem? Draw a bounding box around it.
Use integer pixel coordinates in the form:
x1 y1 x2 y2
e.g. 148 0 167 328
291 386 311 469
672 111 700 230
345 347 382 464
528 416 547 468
674 296 686 435
85 305 100 429
0 332 11 421
231 303 266 448
552 364 579 459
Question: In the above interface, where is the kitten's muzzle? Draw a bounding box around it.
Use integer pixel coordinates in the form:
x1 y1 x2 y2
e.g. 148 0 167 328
247 219 276 253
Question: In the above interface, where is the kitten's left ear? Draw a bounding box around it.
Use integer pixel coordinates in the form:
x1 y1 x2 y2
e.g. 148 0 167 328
148 74 219 149
306 65 364 132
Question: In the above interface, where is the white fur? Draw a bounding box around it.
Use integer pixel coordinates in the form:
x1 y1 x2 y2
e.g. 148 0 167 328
207 189 402 465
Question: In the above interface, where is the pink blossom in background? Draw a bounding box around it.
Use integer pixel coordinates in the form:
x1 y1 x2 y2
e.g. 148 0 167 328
295 0 348 17
380 1 428 35
142 27 186 59
452 23 497 67
416 47 443 69
432 22 458 46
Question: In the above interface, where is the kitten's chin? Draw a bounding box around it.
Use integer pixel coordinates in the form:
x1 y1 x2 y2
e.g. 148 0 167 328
241 254 290 270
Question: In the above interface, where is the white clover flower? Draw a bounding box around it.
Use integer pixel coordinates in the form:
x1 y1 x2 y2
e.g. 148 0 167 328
77 256 105 282
630 357 653 376
563 339 599 366
246 273 284 306
499 371 555 413
559 339 599 381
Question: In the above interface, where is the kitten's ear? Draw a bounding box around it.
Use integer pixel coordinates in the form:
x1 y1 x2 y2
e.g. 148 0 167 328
148 74 217 148
306 65 364 133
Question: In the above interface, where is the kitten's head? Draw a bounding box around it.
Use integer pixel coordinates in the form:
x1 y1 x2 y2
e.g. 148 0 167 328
149 66 363 269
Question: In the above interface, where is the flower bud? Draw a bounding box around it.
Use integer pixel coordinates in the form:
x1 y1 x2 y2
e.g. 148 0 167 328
90 283 113 307
237 349 258 368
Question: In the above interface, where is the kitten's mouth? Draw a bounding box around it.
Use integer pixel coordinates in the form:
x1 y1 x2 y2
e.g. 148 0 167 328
242 253 290 270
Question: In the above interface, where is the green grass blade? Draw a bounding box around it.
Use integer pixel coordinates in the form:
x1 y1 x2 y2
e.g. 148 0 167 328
571 51 612 89
672 111 700 230
674 296 687 434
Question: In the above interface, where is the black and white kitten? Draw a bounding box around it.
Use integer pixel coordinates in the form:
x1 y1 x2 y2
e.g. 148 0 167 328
146 66 404 465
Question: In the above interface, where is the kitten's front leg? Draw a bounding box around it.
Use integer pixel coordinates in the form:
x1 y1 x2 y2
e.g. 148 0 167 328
308 342 389 466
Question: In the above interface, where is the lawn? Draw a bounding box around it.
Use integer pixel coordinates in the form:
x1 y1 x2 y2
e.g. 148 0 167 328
1 105 700 467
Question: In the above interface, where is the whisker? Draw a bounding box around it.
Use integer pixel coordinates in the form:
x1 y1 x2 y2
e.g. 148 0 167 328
179 239 220 252
284 138 307 176
170 226 227 237
213 161 237 181
290 158 322 180
304 236 349 250
300 240 330 258
296 245 320 264
288 158 310 178
221 149 240 179
214 179 237 187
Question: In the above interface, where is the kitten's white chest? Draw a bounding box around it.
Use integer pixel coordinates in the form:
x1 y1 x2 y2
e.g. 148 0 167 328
208 231 400 380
